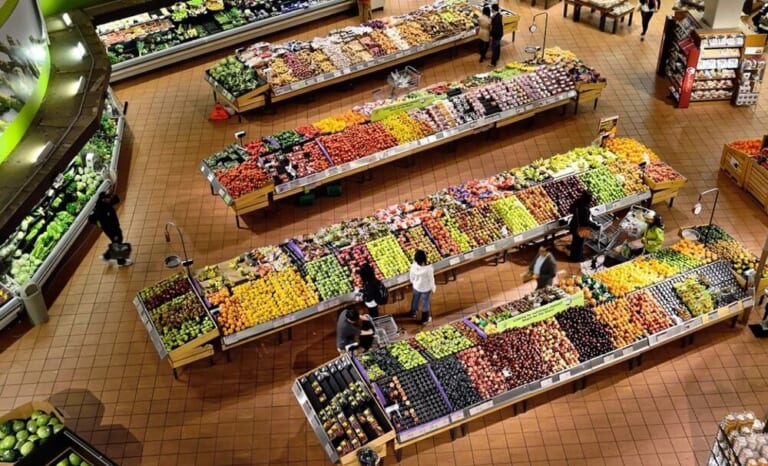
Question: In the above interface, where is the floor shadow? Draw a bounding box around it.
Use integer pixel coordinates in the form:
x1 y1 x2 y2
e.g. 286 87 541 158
48 389 143 463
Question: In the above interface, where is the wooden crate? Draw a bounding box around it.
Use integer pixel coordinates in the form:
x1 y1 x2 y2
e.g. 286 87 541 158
232 182 274 215
575 81 607 103
166 327 220 364
168 343 215 370
0 401 66 426
651 188 679 206
644 174 687 191
720 144 751 187
744 159 768 208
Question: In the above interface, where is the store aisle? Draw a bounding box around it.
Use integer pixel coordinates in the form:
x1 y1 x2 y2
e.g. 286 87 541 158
2 1 768 465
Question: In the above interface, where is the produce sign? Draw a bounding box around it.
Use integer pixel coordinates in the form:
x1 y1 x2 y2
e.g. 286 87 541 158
0 108 121 287
496 291 584 331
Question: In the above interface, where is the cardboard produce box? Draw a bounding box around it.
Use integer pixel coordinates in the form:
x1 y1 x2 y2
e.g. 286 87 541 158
0 401 66 465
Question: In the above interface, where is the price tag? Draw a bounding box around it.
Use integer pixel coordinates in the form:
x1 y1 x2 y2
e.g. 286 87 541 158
540 378 553 388
559 371 572 381
464 252 475 260
622 347 634 357
217 188 226 198
744 297 755 308
325 444 336 460
332 70 343 78
450 412 465 423
513 235 523 243
708 309 719 321
207 173 214 182
603 353 614 364
722 305 736 317
468 400 493 416
283 313 297 325
200 165 206 173
449 257 461 266
592 205 606 214
486 244 496 252
427 135 438 144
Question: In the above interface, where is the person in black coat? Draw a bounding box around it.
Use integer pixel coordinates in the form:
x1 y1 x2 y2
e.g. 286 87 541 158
638 0 660 40
88 192 131 267
528 246 557 290
568 191 598 262
357 263 383 318
489 4 504 67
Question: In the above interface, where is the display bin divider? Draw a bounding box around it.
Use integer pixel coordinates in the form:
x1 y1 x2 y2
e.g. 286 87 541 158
372 382 387 407
461 317 487 339
352 355 370 384
426 364 453 413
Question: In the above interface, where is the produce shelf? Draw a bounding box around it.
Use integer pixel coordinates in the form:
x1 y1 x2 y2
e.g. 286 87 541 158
106 0 356 82
219 189 650 349
0 89 126 332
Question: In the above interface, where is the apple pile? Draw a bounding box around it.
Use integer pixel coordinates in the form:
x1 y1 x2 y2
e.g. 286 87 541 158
555 306 615 362
366 235 411 278
541 175 588 216
451 205 506 247
607 159 648 195
336 244 384 288
452 321 483 345
216 158 272 198
456 347 508 399
358 348 405 381
491 196 539 234
396 226 442 264
527 319 580 372
421 215 463 257
515 186 560 224
414 325 474 359
431 355 484 410
593 298 647 348
387 340 427 370
645 161 685 185
304 255 354 300
139 273 193 311
625 290 674 333
148 291 216 350
482 329 551 388
579 166 626 205
342 122 398 157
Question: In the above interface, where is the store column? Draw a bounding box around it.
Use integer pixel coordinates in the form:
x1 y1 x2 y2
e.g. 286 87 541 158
703 0 742 28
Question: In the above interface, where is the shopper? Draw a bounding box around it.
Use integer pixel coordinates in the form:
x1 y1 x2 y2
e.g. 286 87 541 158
88 192 132 267
478 6 492 63
358 0 372 23
489 4 504 68
528 245 557 290
638 0 660 41
336 309 373 353
642 213 665 253
409 250 436 325
568 191 598 262
358 263 387 318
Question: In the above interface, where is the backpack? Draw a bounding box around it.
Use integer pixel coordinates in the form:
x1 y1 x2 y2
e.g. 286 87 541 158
375 282 389 305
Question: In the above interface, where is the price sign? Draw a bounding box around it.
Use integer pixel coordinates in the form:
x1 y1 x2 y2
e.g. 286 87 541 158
559 371 571 382
450 412 465 423
217 188 226 198
207 173 214 183
427 135 438 144
486 244 496 252
449 257 461 266
603 353 615 364
292 382 303 399
468 400 493 416
708 309 720 321
540 378 553 388
464 251 475 260
199 165 206 173
283 313 297 325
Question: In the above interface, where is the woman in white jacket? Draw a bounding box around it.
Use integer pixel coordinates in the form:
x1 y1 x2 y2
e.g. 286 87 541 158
409 250 436 324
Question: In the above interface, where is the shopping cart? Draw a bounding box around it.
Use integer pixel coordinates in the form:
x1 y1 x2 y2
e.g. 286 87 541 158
585 204 655 262
371 315 400 347
386 66 422 99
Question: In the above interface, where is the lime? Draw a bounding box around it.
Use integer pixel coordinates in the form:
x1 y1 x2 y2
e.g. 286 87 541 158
69 452 83 465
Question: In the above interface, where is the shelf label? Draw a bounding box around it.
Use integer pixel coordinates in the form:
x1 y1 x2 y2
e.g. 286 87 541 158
217 188 226 198
708 309 720 321
207 173 214 183
449 257 461 266
592 205 606 214
468 400 493 416
540 377 553 388
324 444 336 461
559 371 572 382
603 353 615 364
486 244 496 253
292 382 303 399
464 251 475 260
199 165 206 173
450 412 465 423
513 235 523 243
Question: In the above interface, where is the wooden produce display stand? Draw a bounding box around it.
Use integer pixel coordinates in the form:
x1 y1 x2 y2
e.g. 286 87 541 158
563 0 635 33
292 355 395 465
646 172 687 208
572 80 607 113
133 281 220 379
719 143 752 187
214 189 650 351
743 158 768 214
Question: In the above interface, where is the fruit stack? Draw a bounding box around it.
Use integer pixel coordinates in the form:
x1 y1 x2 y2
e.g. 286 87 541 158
603 137 660 164
541 175 589 216
395 225 442 264
377 366 452 431
365 235 411 279
414 325 474 359
149 292 215 350
491 196 539 234
515 186 560 224
579 166 626 204
0 410 65 462
430 355 484 410
644 161 686 188
673 275 714 317
304 255 354 301
555 306 615 362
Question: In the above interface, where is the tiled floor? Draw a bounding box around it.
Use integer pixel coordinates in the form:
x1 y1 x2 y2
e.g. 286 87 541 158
2 1 768 465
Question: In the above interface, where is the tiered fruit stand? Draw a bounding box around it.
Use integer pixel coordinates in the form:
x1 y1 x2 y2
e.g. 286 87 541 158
0 89 126 331
140 136 692 373
295 225 755 462
203 1 520 114
201 48 607 223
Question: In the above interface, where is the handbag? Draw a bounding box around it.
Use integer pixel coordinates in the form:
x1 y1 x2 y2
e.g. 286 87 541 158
577 227 591 239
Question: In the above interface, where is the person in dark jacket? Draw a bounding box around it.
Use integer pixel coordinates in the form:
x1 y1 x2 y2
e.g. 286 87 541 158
489 4 504 67
88 192 132 267
528 246 557 290
358 263 383 318
639 0 660 40
568 191 598 262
